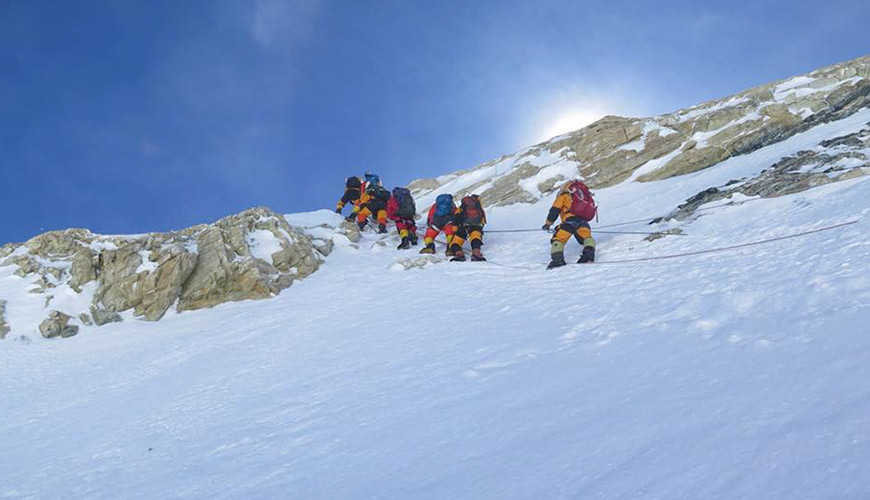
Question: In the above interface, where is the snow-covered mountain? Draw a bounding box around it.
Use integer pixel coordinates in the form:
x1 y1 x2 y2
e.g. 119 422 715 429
1 56 870 499
410 54 870 211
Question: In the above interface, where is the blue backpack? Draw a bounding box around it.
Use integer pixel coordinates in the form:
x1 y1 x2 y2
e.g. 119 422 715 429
434 194 455 217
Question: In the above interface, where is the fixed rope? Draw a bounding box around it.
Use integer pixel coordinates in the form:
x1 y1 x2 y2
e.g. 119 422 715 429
483 220 860 269
593 195 774 229
484 228 686 237
593 220 859 264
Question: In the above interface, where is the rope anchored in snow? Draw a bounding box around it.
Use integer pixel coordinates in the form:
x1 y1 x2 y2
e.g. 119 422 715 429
594 220 859 264
593 196 775 229
484 228 687 237
484 219 860 269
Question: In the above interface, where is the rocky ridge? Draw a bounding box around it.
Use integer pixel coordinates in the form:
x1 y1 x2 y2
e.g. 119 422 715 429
660 122 870 221
409 55 870 208
0 207 334 339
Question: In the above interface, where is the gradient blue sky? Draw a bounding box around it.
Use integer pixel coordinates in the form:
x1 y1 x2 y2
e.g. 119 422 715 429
1 0 868 244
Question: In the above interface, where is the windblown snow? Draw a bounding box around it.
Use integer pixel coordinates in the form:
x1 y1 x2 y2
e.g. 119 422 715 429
2 111 870 499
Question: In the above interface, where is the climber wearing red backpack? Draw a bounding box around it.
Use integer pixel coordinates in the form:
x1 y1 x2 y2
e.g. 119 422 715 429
387 187 419 249
419 194 458 256
542 180 597 269
449 194 487 261
356 173 391 233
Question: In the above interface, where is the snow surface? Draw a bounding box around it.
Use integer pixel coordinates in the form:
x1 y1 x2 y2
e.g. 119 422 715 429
135 250 157 274
246 229 282 264
624 106 870 185
774 76 863 102
677 96 751 121
2 114 870 498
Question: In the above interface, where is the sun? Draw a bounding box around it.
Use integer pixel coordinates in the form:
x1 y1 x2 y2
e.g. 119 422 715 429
539 108 607 142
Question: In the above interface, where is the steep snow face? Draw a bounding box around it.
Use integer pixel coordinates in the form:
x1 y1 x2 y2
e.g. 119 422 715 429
3 148 870 497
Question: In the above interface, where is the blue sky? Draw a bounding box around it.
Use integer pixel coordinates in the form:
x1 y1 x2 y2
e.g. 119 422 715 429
1 0 868 244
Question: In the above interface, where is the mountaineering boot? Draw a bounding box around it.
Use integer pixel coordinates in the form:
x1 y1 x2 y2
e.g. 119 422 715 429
547 252 567 270
378 224 388 234
578 246 595 264
419 243 436 255
471 248 486 262
409 233 419 246
450 249 466 262
445 247 455 258
397 237 411 250
358 220 367 231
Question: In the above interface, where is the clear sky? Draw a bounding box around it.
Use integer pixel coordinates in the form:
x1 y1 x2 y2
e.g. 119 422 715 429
1 0 868 244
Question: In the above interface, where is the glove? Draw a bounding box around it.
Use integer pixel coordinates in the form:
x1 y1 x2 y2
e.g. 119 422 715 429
335 208 342 214
542 223 552 231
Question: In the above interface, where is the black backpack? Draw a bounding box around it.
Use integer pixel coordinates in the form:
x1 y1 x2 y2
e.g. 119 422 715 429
346 176 361 189
368 184 391 203
392 187 416 218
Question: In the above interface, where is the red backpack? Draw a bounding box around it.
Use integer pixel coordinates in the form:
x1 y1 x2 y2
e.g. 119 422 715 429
460 196 484 225
567 181 597 220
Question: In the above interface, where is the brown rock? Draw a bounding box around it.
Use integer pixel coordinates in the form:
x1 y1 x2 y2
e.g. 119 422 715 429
39 311 79 339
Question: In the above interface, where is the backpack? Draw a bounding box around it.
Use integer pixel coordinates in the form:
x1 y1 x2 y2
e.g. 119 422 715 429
367 184 391 203
393 187 416 218
434 194 455 217
460 195 484 225
345 176 361 189
567 181 597 220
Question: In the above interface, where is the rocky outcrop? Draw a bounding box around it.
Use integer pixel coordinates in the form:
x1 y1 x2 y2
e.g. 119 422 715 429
660 124 870 221
89 307 123 326
410 55 870 207
0 207 332 337
0 300 10 339
39 311 79 339
175 209 321 312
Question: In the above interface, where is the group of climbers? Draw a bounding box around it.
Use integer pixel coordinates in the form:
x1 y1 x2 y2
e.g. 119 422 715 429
418 193 487 262
337 174 597 268
336 172 393 233
337 172 419 249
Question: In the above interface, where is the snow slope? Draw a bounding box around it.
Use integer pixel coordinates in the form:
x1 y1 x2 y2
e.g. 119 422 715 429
2 117 870 499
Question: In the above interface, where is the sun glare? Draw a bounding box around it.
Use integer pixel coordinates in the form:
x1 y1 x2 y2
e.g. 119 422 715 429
539 109 607 142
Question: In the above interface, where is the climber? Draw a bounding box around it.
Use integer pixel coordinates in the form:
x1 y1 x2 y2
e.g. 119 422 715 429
450 194 487 261
357 172 391 233
387 187 419 249
542 180 597 269
419 193 458 256
336 176 363 221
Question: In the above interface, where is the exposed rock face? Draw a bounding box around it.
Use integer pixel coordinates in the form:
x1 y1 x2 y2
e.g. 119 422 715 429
0 300 10 339
39 311 79 339
176 209 322 312
90 307 123 326
410 55 870 207
660 123 870 221
0 207 332 337
339 220 362 243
